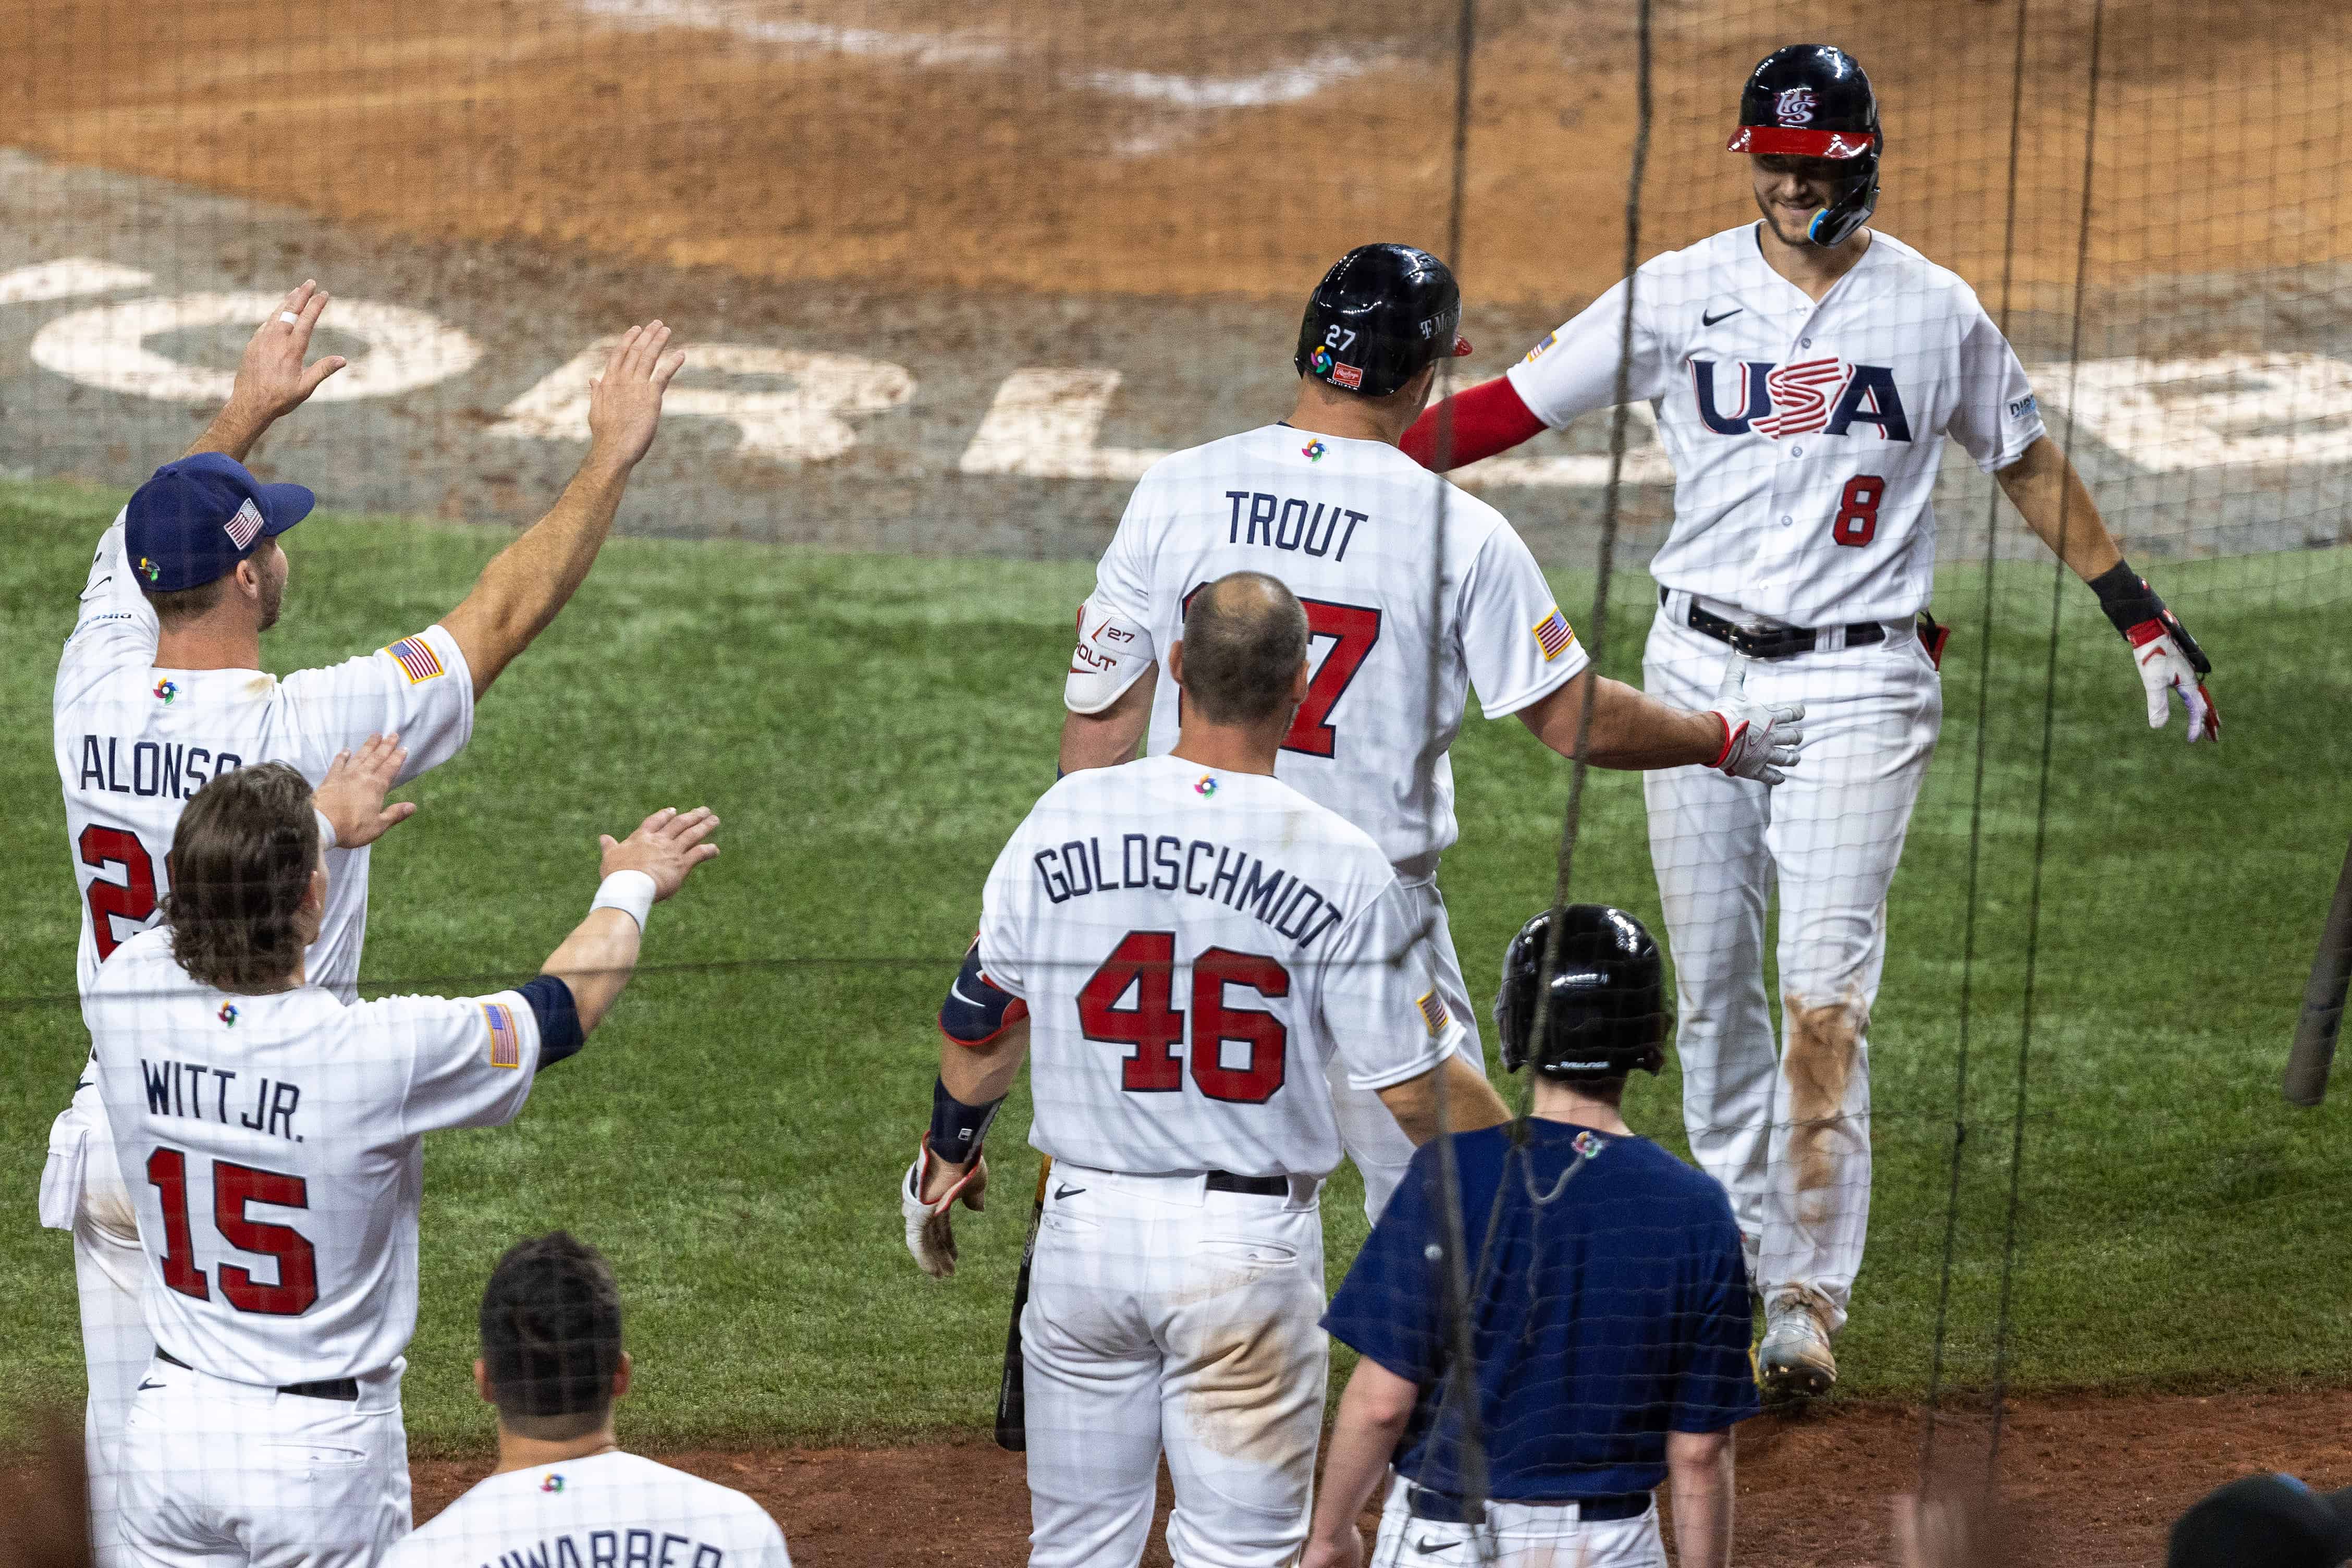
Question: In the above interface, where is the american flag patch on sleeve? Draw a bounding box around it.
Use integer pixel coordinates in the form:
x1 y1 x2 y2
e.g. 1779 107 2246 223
1533 607 1577 662
1416 988 1453 1037
386 636 445 684
224 498 264 550
483 1003 521 1069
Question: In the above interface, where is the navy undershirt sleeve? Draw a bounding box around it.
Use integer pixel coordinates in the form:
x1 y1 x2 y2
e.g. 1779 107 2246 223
1670 1208 1763 1432
1321 1144 1446 1386
517 974 584 1068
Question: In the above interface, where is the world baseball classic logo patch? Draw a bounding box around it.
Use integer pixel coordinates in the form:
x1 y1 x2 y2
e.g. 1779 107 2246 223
483 1002 522 1068
385 636 445 684
1533 606 1576 662
1416 988 1452 1037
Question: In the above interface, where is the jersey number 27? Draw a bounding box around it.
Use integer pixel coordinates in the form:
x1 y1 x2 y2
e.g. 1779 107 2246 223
1079 932 1291 1104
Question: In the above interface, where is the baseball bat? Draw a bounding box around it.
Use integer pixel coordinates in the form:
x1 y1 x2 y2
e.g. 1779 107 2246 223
994 1155 1050 1451
2284 832 2352 1108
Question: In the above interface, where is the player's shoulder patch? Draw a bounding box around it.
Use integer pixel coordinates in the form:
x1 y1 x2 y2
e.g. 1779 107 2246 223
1415 988 1453 1037
1532 605 1577 663
481 1002 522 1068
385 635 445 684
1522 330 1557 364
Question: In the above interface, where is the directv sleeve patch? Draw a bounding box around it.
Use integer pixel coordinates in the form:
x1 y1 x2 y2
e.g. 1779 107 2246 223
386 636 445 684
940 945 1029 1046
1533 607 1577 662
483 1002 522 1069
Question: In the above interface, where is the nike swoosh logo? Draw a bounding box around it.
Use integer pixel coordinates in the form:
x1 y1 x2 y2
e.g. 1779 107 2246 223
949 980 984 1007
136 1379 162 1391
1702 308 1744 326
1414 1537 1459 1555
1053 1183 1086 1200
90 575 113 592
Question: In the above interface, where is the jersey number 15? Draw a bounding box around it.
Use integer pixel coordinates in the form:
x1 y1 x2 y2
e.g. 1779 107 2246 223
146 1147 320 1316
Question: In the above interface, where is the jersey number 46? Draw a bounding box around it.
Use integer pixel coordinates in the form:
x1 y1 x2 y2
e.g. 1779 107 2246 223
1079 932 1291 1104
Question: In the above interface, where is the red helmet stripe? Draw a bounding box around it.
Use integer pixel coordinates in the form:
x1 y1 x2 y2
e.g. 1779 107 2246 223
1726 126 1878 158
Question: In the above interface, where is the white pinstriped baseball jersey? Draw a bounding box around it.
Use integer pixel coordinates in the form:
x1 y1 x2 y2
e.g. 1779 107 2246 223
88 928 549 1386
55 519 475 1008
977 757 1466 1180
1065 425 1591 875
1506 225 2047 628
386 1451 792 1568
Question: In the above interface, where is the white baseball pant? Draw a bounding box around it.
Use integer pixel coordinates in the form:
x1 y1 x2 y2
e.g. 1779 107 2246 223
1370 1477 1667 1568
41 1080 147 1568
1325 876 1486 1222
117 1353 410 1568
1021 1166 1327 1568
1642 598 1941 1330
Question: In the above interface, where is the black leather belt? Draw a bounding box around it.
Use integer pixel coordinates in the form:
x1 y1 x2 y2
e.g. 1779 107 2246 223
1665 586 1884 660
1204 1171 1289 1197
1406 1483 1649 1524
156 1347 359 1402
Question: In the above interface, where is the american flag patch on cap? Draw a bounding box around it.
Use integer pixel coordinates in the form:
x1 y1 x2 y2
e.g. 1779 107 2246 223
1533 607 1576 662
483 1002 521 1069
224 497 264 550
1416 988 1452 1036
386 636 445 684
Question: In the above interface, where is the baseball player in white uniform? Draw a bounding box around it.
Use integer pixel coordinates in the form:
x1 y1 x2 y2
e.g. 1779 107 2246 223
1058 243 1804 1222
88 758 719 1567
44 284 685 1564
1400 44 2221 1397
386 1231 790 1568
903 573 1515 1568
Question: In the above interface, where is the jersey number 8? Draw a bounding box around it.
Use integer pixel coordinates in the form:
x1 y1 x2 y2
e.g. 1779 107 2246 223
1078 931 1291 1105
1832 474 1885 547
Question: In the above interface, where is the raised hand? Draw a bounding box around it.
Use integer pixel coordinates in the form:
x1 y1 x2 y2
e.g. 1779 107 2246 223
187 280 351 461
313 733 418 849
585 322 688 471
598 806 720 901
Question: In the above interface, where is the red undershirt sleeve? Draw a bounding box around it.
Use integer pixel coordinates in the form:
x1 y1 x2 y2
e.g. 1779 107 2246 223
1399 376 1549 472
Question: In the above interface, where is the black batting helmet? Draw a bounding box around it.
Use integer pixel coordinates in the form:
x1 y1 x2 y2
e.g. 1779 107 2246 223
1293 243 1472 398
1494 905 1669 1082
1728 44 1882 247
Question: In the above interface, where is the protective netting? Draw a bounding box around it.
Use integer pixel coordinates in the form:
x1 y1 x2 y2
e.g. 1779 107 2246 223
6 1 2351 1564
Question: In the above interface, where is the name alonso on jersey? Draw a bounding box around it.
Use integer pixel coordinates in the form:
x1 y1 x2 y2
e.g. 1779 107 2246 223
1032 832 1348 949
75 734 244 800
1689 358 1914 442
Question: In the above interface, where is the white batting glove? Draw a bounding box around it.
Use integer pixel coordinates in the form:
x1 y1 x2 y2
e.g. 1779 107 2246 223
1709 657 1806 786
2126 622 2221 743
900 1137 987 1279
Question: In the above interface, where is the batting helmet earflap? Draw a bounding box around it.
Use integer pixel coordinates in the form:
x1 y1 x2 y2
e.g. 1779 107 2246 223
1293 243 1472 398
1494 905 1670 1082
1728 44 1882 247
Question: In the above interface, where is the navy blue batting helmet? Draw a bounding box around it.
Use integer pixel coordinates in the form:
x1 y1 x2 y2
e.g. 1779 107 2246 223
1728 44 1882 246
1293 243 1472 398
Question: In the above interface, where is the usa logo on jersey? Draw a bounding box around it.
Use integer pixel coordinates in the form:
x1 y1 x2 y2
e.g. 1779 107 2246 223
1689 358 1913 442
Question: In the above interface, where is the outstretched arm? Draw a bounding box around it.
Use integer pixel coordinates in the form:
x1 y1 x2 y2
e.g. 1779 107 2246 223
1400 375 1549 471
184 280 350 462
1996 435 2219 742
439 325 687 700
1518 661 1805 784
539 805 720 1033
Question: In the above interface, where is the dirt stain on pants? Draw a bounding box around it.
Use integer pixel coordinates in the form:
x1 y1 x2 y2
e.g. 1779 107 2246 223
1784 992 1865 1230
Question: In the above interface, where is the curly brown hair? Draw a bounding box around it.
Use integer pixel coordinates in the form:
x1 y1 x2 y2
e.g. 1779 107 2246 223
163 762 319 992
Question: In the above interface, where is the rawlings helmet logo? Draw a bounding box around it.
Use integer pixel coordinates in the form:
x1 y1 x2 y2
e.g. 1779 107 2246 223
1774 88 1817 126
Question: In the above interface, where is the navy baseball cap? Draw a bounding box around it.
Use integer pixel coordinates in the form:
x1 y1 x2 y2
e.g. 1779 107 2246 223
2169 1474 2352 1568
124 453 314 593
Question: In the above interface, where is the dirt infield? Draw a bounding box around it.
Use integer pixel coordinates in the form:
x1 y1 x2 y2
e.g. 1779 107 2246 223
7 0 2345 307
405 1389 2352 1567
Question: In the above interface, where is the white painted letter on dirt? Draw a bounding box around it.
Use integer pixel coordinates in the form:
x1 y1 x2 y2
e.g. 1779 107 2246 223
0 259 154 305
491 341 914 462
959 369 1169 480
31 293 478 403
2035 352 2352 472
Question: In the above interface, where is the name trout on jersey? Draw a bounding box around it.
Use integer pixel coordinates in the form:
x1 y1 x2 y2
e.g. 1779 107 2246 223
1034 832 1346 949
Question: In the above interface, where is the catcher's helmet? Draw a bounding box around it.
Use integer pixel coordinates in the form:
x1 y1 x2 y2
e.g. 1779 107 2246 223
1293 243 1472 398
1494 904 1670 1082
1727 44 1881 247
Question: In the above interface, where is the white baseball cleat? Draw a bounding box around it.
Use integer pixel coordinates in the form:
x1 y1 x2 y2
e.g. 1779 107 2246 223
1757 1293 1838 1400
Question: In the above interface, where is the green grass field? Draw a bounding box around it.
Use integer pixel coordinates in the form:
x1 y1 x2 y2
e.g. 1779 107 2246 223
5 476 2350 1452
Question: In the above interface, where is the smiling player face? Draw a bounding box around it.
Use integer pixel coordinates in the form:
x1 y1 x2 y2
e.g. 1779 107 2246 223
1750 153 1854 248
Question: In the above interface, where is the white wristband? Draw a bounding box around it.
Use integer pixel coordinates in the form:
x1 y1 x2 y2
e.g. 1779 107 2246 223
590 869 657 930
313 808 339 851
